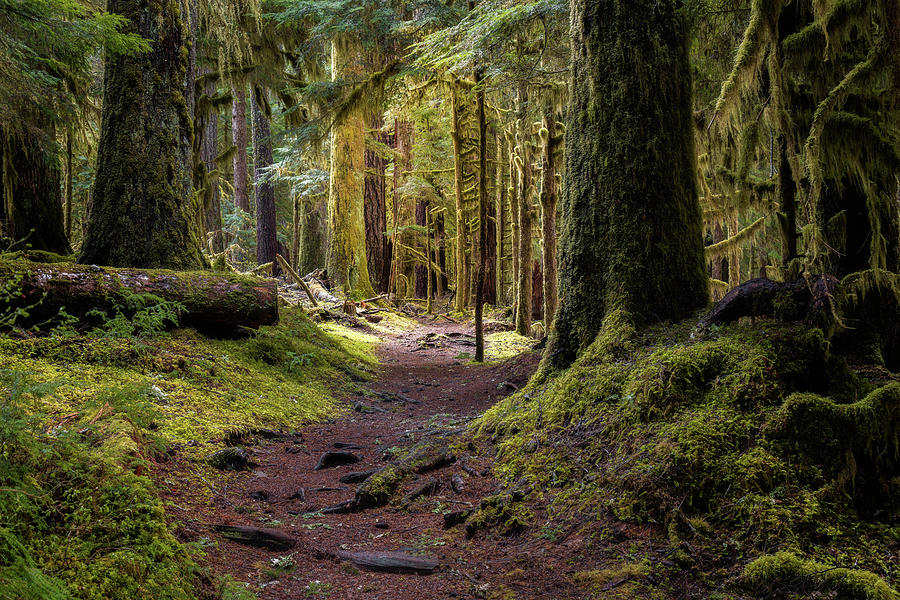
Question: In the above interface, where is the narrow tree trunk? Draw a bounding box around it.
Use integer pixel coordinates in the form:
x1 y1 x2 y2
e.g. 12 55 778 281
292 195 300 267
777 135 797 268
364 113 390 292
451 82 467 313
415 198 428 298
326 36 376 297
232 87 250 212
436 212 448 294
64 129 73 240
496 129 508 304
514 83 533 337
545 0 708 368
540 103 560 328
474 68 488 361
426 207 434 313
0 125 71 254
80 0 202 269
507 128 520 321
200 77 223 253
251 90 279 276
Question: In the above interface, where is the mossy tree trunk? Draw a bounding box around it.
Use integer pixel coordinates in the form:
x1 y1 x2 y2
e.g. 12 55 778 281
251 89 279 276
199 74 223 253
299 193 326 275
415 197 428 298
364 113 391 293
545 0 708 368
496 129 508 304
474 67 488 362
0 125 71 254
80 0 203 269
232 87 250 213
514 83 533 336
326 36 376 298
64 129 73 240
451 81 467 313
540 102 561 328
506 127 520 321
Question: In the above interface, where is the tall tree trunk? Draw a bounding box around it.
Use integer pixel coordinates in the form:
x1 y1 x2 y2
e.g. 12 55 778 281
426 207 434 313
232 87 250 212
80 0 202 269
326 36 376 297
0 125 71 254
415 198 428 298
436 212 448 294
388 119 410 300
540 103 560 328
777 135 797 268
299 194 326 275
200 76 223 253
64 129 73 241
496 129 508 304
507 127 520 321
514 83 533 337
451 82 467 313
251 90 279 276
364 113 390 293
474 68 488 361
545 0 708 369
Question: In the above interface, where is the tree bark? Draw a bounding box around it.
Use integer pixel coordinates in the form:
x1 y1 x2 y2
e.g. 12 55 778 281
251 90 279 276
64 129 73 240
0 125 71 254
514 82 533 337
451 82 467 313
507 127 520 321
496 129 508 304
545 0 708 368
540 103 560 327
1 260 278 332
232 87 250 213
474 67 488 361
415 197 428 298
326 36 376 297
200 75 223 253
364 113 390 293
80 0 203 269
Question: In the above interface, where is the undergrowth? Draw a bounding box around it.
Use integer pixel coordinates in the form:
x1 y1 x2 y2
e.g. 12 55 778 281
0 302 377 599
479 310 900 598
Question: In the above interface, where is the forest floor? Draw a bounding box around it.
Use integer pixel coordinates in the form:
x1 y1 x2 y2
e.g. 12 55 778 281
156 316 630 600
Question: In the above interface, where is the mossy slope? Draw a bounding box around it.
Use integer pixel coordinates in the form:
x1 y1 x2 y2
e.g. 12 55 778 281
0 306 377 599
480 310 899 597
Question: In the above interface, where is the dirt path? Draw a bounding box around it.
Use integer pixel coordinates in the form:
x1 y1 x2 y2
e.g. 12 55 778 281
159 319 591 599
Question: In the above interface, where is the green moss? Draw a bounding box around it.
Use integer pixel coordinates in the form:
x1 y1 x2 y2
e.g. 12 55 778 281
480 316 900 593
743 552 898 600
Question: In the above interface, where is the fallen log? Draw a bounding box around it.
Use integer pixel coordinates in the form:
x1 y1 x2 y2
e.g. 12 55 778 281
214 525 295 550
0 259 278 332
335 550 438 575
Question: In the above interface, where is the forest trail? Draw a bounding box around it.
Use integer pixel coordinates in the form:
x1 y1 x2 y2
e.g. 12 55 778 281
159 318 585 600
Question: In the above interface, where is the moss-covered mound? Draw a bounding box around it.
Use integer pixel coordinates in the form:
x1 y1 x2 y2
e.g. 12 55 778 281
0 306 378 599
479 310 900 597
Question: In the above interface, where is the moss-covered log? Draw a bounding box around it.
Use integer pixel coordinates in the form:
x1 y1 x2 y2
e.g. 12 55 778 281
0 260 278 331
79 0 204 270
544 0 708 368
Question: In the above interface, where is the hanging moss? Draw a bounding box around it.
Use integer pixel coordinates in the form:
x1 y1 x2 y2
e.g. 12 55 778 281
545 0 708 368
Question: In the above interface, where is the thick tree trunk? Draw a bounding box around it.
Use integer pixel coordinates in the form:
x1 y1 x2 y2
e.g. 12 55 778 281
545 0 708 368
0 260 278 331
0 125 71 254
326 36 376 297
232 87 250 213
540 103 560 327
514 83 533 337
251 90 279 276
364 114 390 293
80 0 203 269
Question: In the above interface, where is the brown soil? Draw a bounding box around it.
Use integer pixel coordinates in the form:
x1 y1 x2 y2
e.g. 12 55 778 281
156 318 620 599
